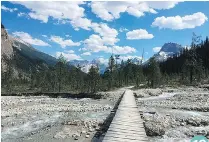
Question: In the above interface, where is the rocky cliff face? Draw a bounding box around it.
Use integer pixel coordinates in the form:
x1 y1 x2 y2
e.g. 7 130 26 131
1 24 14 72
1 24 57 79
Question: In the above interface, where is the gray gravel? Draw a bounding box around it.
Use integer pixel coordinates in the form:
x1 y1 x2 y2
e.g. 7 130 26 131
1 90 123 142
135 86 209 142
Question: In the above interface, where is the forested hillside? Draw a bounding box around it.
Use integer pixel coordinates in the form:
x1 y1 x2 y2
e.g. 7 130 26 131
2 24 209 94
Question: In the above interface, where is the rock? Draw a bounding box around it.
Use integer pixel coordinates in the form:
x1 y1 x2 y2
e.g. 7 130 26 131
196 130 207 136
144 122 165 136
85 134 90 138
72 133 80 140
54 132 66 139
74 136 78 140
186 117 201 126
86 132 91 135
81 130 86 134
180 122 185 126
89 128 94 132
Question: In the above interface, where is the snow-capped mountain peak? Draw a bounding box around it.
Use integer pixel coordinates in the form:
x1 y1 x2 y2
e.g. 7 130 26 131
154 43 183 62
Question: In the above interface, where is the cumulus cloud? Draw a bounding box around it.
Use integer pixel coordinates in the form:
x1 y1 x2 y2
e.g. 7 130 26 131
90 1 179 21
64 50 75 54
81 52 91 56
153 47 161 52
83 34 110 53
112 46 136 54
126 29 154 40
83 34 136 54
152 12 208 30
1 5 18 12
70 17 92 31
146 1 180 10
12 1 93 30
12 31 50 47
97 57 108 65
50 36 81 48
91 23 119 45
56 51 81 61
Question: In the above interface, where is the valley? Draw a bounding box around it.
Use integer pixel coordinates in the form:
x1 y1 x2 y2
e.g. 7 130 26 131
1 86 209 142
1 1 209 142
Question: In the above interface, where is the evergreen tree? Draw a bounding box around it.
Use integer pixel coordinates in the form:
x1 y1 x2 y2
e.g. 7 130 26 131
55 54 67 92
108 55 115 88
147 57 161 88
88 65 100 93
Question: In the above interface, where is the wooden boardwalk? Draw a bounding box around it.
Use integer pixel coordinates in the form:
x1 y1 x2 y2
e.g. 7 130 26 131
103 90 147 142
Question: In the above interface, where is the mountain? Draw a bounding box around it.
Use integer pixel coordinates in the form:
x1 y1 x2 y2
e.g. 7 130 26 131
69 59 107 74
1 24 58 78
153 43 183 62
11 36 57 66
1 24 14 72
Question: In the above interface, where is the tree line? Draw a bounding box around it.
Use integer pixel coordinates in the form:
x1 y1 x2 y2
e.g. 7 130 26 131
2 34 209 94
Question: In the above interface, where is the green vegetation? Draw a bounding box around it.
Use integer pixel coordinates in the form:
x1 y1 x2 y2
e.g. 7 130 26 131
1 35 209 94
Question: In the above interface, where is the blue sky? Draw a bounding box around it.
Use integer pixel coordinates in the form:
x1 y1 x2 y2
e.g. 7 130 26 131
1 1 209 64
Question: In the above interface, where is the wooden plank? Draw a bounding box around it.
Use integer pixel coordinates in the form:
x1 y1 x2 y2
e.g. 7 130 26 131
103 90 147 142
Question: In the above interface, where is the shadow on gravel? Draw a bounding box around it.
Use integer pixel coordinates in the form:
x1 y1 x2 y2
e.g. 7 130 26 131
91 91 125 142
1 92 103 99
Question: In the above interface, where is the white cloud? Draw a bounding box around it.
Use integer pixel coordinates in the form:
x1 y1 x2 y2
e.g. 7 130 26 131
81 23 120 53
90 2 179 21
112 46 136 54
12 1 93 30
17 12 28 17
146 1 180 10
83 34 110 53
83 32 136 54
56 51 81 61
70 17 92 31
12 31 50 47
97 57 108 65
153 47 161 52
119 27 129 32
126 29 154 40
65 35 70 37
42 35 47 38
1 5 18 12
64 50 75 54
152 12 208 30
50 35 81 48
91 23 119 45
81 52 91 56
28 12 48 23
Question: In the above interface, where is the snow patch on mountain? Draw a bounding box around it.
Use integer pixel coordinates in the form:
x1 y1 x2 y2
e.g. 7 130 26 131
154 43 183 62
69 59 107 74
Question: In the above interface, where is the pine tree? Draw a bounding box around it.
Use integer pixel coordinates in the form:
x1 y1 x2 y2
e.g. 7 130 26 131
55 54 67 92
108 55 115 88
88 65 100 93
147 57 161 88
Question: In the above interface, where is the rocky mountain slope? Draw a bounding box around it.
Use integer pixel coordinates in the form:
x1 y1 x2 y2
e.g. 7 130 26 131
1 24 57 78
69 59 107 74
1 24 14 72
153 43 183 62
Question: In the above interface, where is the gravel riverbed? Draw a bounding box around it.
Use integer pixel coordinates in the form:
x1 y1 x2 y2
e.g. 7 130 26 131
135 86 209 142
1 89 124 142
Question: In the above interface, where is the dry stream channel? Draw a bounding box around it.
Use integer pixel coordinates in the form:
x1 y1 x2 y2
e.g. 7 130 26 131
1 86 209 142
